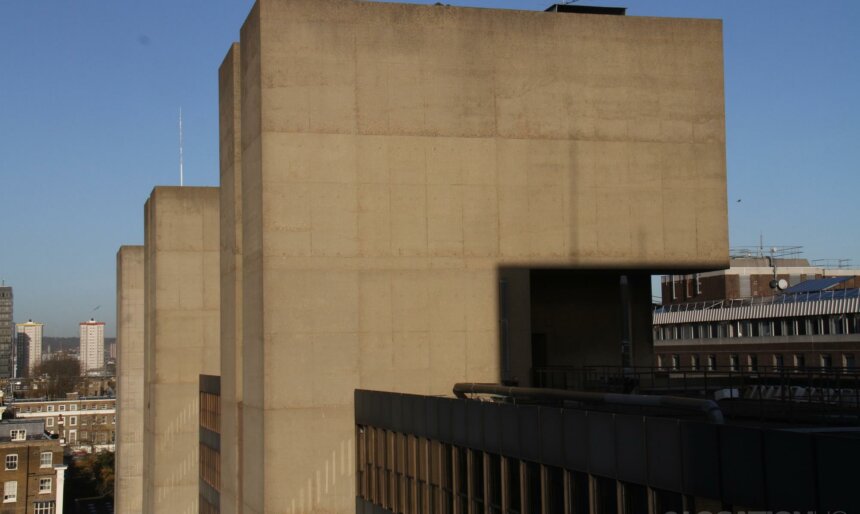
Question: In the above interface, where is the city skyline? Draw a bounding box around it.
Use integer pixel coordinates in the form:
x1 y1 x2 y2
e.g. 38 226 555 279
2 0 859 337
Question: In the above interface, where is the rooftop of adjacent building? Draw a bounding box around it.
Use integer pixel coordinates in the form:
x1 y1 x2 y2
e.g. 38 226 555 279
0 418 53 442
80 318 104 326
16 319 43 327
9 395 115 405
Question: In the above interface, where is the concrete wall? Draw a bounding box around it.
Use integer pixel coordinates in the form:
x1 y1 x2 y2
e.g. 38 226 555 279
115 245 145 514
143 187 220 514
219 42 244 514
230 1 728 512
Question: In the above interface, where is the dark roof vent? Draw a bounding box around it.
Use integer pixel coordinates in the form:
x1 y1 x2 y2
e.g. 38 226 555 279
545 4 626 15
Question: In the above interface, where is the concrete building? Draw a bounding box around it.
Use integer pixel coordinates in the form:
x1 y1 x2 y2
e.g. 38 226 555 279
115 246 145 514
217 43 243 514
215 1 728 512
143 187 219 513
9 395 116 451
0 419 66 514
15 322 43 378
0 287 13 379
78 319 105 374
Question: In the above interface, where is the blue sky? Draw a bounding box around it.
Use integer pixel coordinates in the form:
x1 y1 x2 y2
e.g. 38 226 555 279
1 0 859 337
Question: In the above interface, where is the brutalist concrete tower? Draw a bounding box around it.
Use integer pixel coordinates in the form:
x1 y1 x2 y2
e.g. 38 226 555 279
219 42 245 514
116 245 145 514
221 1 728 512
143 187 220 513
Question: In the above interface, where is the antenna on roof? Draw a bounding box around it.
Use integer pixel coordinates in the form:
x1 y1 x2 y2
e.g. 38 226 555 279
179 107 184 187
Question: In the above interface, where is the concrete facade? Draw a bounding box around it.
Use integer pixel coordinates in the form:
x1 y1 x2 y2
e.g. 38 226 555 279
143 187 220 514
115 245 144 514
218 43 244 514
224 1 728 512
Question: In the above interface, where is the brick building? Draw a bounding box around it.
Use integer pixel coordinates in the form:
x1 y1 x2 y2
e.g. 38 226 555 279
0 419 66 514
9 395 116 453
661 254 860 305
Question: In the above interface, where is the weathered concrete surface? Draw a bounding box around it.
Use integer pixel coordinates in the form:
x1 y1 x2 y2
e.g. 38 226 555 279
143 187 220 514
219 42 244 514
115 245 144 514
232 1 728 512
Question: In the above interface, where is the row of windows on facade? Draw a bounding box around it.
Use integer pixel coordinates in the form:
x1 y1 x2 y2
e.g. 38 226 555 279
199 392 220 434
3 480 54 504
4 452 53 471
654 314 860 341
17 403 112 413
656 352 856 372
42 415 115 428
356 425 717 514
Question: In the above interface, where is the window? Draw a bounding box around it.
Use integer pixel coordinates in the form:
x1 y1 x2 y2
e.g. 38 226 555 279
795 354 806 370
671 354 680 371
774 354 784 372
46 418 54 428
40 452 52 468
695 273 702 295
58 405 66 412
9 430 25 441
748 354 758 372
3 481 16 502
707 354 716 371
729 354 739 372
69 416 77 426
39 477 51 494
70 404 78 411
691 354 700 371
34 501 55 514
845 354 856 371
656 355 664 370
47 406 54 412
4 455 17 471
821 354 833 372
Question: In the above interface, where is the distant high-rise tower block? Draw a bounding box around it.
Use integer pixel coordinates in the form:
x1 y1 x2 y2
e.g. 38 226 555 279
143 187 220 513
16 320 43 377
79 318 105 373
0 286 13 378
115 245 145 514
223 1 728 512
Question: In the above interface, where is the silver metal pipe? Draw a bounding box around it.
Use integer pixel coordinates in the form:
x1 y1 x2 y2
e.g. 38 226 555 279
452 383 725 424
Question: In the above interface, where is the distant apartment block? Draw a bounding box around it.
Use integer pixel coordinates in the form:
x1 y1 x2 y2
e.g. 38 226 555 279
15 321 43 378
79 319 105 374
0 287 13 379
0 419 66 514
10 395 116 452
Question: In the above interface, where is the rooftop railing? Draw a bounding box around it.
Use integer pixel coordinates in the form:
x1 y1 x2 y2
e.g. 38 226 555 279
533 365 860 426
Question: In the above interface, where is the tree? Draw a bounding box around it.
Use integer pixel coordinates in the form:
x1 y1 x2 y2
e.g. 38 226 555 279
33 354 81 398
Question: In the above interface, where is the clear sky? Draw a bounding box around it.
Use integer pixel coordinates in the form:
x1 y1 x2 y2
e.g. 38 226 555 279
1 0 859 337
